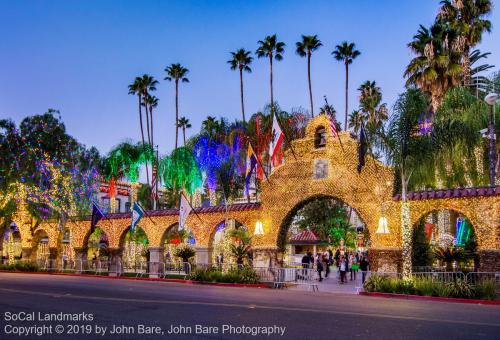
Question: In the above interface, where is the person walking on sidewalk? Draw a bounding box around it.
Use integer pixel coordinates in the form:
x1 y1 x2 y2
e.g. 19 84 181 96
339 255 347 284
360 256 369 284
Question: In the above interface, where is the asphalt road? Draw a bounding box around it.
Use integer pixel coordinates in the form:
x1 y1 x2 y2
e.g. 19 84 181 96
0 273 498 340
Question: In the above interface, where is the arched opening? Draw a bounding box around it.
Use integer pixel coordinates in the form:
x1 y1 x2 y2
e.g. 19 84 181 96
209 219 251 267
411 209 478 272
86 227 109 261
1 223 22 263
314 126 327 148
161 223 196 264
32 230 50 264
121 226 149 269
278 195 369 268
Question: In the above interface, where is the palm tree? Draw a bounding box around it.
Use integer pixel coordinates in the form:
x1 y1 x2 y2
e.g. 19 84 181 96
139 75 159 149
358 81 388 130
296 35 322 117
128 77 146 154
228 49 253 122
383 88 433 277
332 41 361 130
438 0 492 85
165 64 189 149
177 116 192 146
348 110 364 135
256 34 285 110
404 22 463 111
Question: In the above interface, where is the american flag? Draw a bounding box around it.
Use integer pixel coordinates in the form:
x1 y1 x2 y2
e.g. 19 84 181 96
327 109 338 137
151 164 158 201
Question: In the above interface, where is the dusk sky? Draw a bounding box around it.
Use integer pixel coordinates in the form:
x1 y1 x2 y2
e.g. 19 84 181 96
1 1 499 157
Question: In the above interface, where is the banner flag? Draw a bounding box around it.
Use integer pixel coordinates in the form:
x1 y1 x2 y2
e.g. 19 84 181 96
131 202 145 232
90 201 104 233
179 193 192 230
245 143 258 197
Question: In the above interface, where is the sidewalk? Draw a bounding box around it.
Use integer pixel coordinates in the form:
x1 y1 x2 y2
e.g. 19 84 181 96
289 270 364 294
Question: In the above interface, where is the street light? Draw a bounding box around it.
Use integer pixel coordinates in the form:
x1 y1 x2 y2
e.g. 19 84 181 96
484 93 498 187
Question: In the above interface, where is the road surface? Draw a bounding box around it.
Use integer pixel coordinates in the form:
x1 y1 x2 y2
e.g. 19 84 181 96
0 273 498 339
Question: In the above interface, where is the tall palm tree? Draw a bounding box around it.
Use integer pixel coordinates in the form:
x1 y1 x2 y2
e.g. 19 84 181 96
404 22 463 111
296 35 322 117
128 77 146 154
358 80 388 130
177 116 192 146
139 75 159 148
142 94 159 148
228 49 253 122
256 34 285 110
165 63 189 149
332 41 361 130
438 0 492 85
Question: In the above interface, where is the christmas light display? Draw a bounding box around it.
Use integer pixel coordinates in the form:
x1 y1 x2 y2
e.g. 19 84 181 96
160 147 202 195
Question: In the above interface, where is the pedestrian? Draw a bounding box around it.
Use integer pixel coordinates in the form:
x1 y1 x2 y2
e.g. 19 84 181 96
328 248 333 265
349 252 357 281
316 253 323 282
339 255 347 284
301 252 311 269
322 252 329 278
360 256 369 284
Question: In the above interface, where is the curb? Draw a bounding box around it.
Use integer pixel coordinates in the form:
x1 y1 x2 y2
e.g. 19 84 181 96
359 291 500 305
0 270 270 289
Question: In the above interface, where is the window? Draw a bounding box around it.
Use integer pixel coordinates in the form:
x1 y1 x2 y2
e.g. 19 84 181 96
115 198 121 213
125 202 131 212
314 126 327 148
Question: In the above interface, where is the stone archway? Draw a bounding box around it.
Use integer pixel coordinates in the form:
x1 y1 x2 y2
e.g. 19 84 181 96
209 219 250 266
253 115 399 267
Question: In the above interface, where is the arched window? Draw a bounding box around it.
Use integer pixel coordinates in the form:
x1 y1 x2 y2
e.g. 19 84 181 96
314 126 327 148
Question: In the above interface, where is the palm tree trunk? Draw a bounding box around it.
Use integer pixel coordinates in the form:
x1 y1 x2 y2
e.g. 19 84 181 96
175 80 179 149
307 51 314 117
239 66 245 122
462 46 471 86
138 95 150 185
269 54 274 111
345 63 349 130
144 97 152 147
183 126 186 146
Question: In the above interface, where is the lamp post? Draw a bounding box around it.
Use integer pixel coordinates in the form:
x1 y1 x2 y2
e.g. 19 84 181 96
484 93 498 187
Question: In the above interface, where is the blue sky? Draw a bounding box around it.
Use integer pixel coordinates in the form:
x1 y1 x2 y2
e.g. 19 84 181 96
1 1 498 156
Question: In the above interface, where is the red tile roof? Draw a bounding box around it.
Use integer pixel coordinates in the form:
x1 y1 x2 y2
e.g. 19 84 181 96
393 186 500 201
289 230 325 244
82 202 261 221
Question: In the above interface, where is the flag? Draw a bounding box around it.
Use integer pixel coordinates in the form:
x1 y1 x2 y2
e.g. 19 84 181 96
269 114 284 169
131 202 144 232
90 201 104 233
245 143 258 197
179 193 192 230
151 164 158 201
357 124 368 173
326 109 338 137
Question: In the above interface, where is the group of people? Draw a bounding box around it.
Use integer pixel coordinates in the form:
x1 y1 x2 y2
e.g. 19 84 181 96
301 249 370 284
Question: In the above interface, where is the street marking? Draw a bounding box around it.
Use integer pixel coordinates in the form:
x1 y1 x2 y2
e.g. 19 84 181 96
0 287 499 328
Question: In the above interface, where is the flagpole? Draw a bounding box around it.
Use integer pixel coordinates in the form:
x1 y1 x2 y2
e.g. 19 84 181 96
137 202 157 226
248 140 272 185
181 191 203 223
274 113 298 161
324 96 345 153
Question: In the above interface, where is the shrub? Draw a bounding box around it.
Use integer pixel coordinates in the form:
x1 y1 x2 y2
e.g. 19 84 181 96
473 280 497 301
188 266 260 284
413 278 436 296
0 262 39 272
446 279 474 299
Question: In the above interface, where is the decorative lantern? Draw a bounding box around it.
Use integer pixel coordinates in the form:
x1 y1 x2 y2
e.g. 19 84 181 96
254 220 264 236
